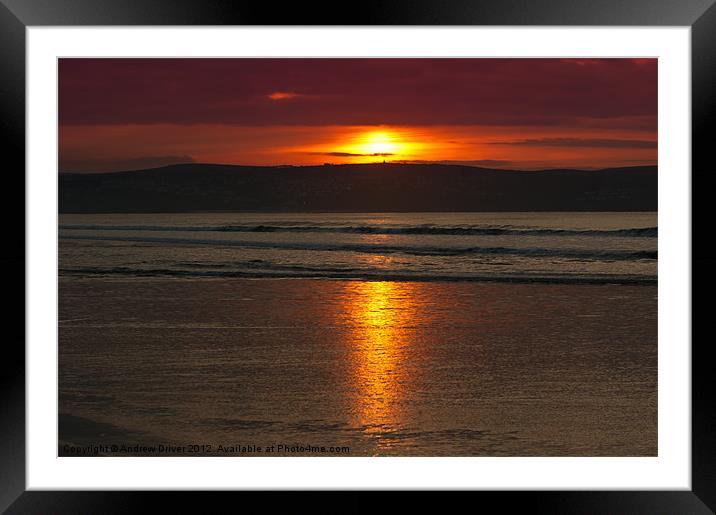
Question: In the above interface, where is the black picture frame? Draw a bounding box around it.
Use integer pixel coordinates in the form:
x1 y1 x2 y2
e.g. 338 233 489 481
2 1 713 513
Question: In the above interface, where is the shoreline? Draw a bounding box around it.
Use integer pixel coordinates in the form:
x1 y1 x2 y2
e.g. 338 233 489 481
58 271 657 286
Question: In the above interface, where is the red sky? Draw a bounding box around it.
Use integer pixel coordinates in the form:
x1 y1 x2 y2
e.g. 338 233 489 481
58 58 657 172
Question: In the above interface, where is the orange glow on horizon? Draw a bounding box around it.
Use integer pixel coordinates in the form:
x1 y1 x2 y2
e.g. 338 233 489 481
59 123 658 172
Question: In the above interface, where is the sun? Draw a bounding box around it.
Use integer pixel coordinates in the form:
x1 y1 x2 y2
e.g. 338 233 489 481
321 127 424 162
360 131 398 155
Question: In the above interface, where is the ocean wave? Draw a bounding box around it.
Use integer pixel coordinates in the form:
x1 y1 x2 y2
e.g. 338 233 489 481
59 234 657 260
59 265 657 285
59 223 658 238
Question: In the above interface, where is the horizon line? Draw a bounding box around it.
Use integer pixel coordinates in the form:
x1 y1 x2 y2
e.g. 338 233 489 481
58 161 659 175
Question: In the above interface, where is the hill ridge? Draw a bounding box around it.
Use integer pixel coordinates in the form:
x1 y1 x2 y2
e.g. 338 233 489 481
59 163 657 213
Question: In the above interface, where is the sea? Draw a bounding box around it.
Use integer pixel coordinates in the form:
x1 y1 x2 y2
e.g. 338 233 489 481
58 212 657 456
58 212 656 284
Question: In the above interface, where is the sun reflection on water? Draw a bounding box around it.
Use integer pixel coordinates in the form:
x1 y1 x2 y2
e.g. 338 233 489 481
342 281 420 445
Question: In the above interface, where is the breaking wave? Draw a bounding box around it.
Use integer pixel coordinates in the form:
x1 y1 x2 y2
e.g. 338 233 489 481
59 224 658 238
59 234 657 260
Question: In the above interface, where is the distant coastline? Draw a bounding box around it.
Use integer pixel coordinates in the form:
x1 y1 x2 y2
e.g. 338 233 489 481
59 162 657 214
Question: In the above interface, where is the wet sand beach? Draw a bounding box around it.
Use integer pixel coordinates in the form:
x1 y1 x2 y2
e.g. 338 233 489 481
59 277 657 456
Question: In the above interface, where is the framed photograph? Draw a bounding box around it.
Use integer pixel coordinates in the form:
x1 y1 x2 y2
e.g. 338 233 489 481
4 0 713 512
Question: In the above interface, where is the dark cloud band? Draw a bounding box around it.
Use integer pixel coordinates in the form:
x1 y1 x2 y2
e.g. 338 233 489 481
491 138 657 149
59 58 657 129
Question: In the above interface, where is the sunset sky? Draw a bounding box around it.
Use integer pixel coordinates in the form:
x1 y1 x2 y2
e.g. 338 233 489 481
58 58 657 172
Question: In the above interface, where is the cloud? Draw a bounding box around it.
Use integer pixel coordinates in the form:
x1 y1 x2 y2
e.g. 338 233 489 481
59 58 657 128
490 138 657 149
315 152 395 157
267 91 302 100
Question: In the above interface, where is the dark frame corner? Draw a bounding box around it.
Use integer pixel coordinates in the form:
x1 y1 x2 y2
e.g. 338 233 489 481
2 1 714 513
